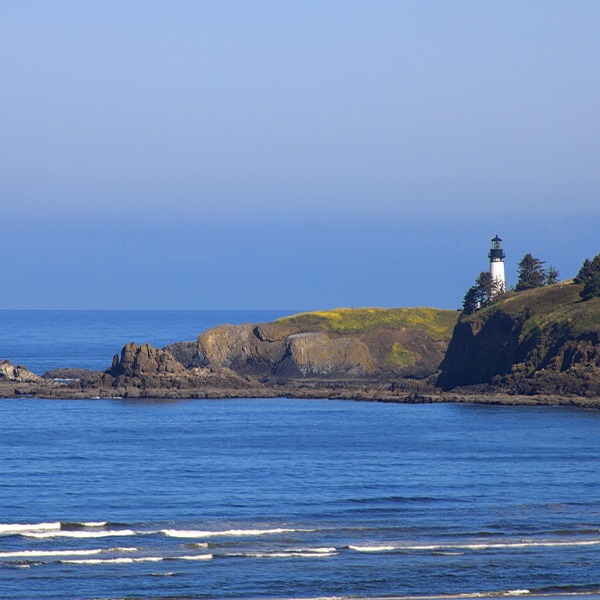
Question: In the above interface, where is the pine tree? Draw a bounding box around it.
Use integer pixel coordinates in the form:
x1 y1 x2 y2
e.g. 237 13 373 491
515 254 546 291
475 272 495 306
581 272 600 300
574 259 593 284
461 272 504 314
462 286 479 315
576 253 600 300
546 266 559 286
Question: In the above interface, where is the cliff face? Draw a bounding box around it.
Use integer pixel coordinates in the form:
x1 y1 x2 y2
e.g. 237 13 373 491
105 341 264 396
193 308 459 380
437 283 600 395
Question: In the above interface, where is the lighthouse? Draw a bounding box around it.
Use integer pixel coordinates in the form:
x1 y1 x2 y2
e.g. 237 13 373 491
488 235 506 293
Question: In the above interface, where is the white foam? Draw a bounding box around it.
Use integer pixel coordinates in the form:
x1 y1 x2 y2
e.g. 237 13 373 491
61 556 163 565
79 521 108 528
61 553 214 565
504 591 531 596
464 540 600 550
24 529 137 539
0 549 103 559
348 545 396 552
227 551 336 559
349 539 600 553
0 522 61 534
289 547 337 554
448 539 600 551
161 527 302 538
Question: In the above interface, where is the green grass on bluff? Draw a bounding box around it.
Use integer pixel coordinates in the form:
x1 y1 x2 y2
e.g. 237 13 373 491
464 281 600 339
275 307 459 340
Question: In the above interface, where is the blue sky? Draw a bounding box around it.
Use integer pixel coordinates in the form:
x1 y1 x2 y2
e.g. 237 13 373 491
1 1 599 309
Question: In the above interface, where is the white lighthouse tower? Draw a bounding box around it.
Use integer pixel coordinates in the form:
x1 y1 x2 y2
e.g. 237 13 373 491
488 235 506 293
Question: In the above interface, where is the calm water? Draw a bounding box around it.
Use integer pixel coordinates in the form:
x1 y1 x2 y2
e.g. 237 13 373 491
1 312 600 600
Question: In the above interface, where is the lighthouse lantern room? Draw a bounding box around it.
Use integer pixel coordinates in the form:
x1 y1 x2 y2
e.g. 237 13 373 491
488 235 506 293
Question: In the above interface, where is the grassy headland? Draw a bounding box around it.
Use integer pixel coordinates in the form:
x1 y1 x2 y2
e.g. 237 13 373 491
274 307 458 339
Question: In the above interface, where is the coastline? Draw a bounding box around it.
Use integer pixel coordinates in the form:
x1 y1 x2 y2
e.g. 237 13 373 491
2 378 599 408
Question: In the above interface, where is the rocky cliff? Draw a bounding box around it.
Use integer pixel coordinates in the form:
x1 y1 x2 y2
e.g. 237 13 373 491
189 307 459 380
104 341 263 397
437 282 600 396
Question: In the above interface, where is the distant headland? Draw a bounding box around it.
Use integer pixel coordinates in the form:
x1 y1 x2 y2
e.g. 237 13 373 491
2 241 600 407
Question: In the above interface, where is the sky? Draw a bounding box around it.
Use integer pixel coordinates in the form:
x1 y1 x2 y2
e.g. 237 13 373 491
1 0 599 310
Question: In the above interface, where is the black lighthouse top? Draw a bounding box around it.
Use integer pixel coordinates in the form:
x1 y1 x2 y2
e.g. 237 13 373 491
488 235 505 262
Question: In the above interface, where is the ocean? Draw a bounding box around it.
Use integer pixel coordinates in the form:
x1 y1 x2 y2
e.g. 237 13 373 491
1 311 600 600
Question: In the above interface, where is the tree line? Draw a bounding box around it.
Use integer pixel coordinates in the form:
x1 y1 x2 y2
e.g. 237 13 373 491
574 254 600 300
463 251 600 315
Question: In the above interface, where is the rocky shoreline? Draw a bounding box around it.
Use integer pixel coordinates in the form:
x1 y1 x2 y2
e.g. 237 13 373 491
1 361 598 408
2 288 599 409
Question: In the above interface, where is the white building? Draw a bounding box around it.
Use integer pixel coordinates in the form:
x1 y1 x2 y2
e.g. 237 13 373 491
488 235 506 293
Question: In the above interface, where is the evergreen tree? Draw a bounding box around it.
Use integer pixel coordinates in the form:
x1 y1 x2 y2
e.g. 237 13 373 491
574 259 592 284
546 266 559 286
475 272 495 306
581 272 600 300
576 253 600 300
575 254 600 284
516 254 546 291
462 286 479 315
461 272 504 314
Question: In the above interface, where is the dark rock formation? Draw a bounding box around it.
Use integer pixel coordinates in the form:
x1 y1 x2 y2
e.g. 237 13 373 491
103 341 264 398
43 368 98 380
437 283 600 396
163 341 201 368
108 342 187 378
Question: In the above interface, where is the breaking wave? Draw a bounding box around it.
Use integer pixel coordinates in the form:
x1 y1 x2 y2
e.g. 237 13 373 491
347 539 600 553
23 529 137 539
348 545 396 552
161 527 305 538
61 554 213 565
0 522 61 534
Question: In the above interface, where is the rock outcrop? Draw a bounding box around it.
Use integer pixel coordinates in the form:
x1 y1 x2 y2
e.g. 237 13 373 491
274 333 373 377
3 299 600 404
109 342 187 378
163 341 201 368
196 324 285 375
195 307 458 380
0 360 41 383
103 341 264 398
437 283 600 396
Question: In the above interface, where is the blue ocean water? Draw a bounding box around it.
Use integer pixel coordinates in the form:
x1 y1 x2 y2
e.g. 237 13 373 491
1 399 600 600
1 312 600 600
0 310 295 374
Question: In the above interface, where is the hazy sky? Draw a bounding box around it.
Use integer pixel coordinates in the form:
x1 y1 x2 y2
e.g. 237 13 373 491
2 1 599 309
